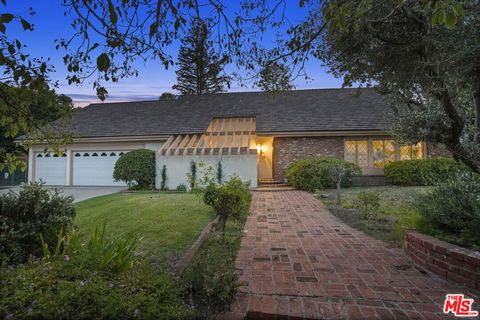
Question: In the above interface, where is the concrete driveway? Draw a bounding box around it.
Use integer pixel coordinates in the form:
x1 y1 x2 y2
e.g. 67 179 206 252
0 186 125 203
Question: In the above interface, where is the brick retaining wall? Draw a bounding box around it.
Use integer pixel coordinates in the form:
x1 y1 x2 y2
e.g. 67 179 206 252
405 231 480 289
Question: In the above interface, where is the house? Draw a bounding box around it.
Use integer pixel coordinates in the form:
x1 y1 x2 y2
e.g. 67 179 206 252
21 88 445 188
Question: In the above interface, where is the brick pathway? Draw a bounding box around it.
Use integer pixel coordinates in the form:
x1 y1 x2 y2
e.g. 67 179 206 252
226 191 479 319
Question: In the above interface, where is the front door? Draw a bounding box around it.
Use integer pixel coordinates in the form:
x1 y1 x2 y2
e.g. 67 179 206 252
256 137 273 180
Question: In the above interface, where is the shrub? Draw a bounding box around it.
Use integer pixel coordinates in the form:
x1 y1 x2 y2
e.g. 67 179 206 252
415 173 480 249
181 213 245 318
384 158 466 186
0 261 192 319
286 157 361 192
202 176 251 232
354 191 381 219
216 161 223 184
113 149 155 189
187 160 197 190
160 165 167 190
176 184 187 192
0 182 75 264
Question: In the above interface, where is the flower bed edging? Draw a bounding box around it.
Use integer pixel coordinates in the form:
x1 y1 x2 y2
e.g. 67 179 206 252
404 230 480 289
176 215 220 274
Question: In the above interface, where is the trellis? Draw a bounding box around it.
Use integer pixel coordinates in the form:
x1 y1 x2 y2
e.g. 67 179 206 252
159 117 257 156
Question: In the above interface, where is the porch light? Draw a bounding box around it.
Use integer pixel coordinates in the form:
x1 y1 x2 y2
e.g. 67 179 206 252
257 144 264 155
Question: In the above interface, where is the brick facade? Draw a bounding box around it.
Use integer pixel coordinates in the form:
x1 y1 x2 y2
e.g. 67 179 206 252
273 137 344 181
405 231 479 289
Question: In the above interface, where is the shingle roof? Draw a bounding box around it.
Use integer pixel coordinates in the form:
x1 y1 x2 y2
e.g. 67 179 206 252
53 88 390 138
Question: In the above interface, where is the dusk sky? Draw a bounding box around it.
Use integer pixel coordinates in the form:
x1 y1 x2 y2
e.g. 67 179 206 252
8 1 344 107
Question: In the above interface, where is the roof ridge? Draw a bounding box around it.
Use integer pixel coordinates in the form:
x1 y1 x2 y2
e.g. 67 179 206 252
83 87 376 107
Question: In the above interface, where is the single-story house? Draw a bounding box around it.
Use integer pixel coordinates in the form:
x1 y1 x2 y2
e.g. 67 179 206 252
20 88 446 188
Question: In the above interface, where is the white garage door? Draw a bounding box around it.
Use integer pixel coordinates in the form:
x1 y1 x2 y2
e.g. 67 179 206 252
73 151 128 186
35 153 67 185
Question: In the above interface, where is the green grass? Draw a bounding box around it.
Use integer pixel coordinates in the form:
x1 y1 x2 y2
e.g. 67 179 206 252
75 192 215 263
319 186 431 245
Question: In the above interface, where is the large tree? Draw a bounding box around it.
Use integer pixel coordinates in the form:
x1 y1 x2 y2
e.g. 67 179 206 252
318 0 479 172
172 18 229 95
256 61 293 92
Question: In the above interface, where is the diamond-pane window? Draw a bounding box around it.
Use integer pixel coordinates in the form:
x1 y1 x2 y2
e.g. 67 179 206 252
385 140 395 165
373 140 384 167
400 145 412 160
344 141 356 163
344 140 368 167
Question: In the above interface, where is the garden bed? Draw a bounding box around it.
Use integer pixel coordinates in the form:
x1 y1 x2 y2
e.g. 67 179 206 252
319 186 430 245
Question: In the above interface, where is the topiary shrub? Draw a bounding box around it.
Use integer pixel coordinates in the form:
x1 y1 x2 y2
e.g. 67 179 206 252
384 158 466 186
202 176 251 232
113 149 155 189
415 172 480 250
286 157 361 192
0 182 76 264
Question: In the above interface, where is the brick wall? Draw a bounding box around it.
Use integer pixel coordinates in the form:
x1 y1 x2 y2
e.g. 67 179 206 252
405 231 479 289
273 137 344 181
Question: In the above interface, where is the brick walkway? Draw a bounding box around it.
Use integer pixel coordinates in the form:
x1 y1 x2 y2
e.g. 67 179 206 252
226 191 479 319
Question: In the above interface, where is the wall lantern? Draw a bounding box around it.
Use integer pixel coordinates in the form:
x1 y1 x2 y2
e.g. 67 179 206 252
257 144 264 155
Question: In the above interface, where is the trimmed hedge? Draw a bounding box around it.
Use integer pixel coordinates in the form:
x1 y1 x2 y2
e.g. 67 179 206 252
286 157 361 192
384 158 466 186
113 149 155 188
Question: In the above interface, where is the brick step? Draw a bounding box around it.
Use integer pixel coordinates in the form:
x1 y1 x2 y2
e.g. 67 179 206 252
253 186 296 192
258 179 284 185
257 183 290 188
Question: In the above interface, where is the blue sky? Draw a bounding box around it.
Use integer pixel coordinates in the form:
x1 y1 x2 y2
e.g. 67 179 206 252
7 1 343 106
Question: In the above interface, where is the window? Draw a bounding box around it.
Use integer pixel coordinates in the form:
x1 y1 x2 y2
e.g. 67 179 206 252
400 142 423 160
92 152 98 157
101 152 107 156
37 154 43 157
119 152 125 156
109 152 116 156
345 140 368 167
75 153 81 157
83 153 90 157
345 139 425 169
61 153 67 157
53 154 59 157
373 140 395 168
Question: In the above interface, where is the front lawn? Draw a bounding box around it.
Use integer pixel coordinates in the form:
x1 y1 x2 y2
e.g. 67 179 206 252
318 186 431 245
75 192 215 264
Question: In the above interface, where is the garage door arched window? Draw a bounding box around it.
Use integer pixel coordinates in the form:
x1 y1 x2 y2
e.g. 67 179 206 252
37 154 43 157
75 153 81 157
119 152 125 156
83 153 90 157
109 152 116 156
53 154 59 157
44 154 51 157
92 152 98 157
62 153 67 157
101 152 107 156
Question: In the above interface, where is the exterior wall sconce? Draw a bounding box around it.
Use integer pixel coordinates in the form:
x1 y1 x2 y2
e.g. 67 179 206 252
257 144 264 155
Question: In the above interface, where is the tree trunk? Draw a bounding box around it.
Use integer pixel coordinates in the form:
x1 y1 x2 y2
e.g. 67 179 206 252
336 180 342 206
474 83 480 143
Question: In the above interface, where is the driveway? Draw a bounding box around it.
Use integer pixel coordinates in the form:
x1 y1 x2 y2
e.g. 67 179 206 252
0 186 125 203
226 190 479 319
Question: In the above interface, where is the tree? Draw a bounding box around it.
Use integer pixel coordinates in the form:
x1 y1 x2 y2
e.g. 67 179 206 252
257 62 293 92
159 92 176 100
318 0 479 172
0 0 468 171
0 84 73 171
172 18 230 95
